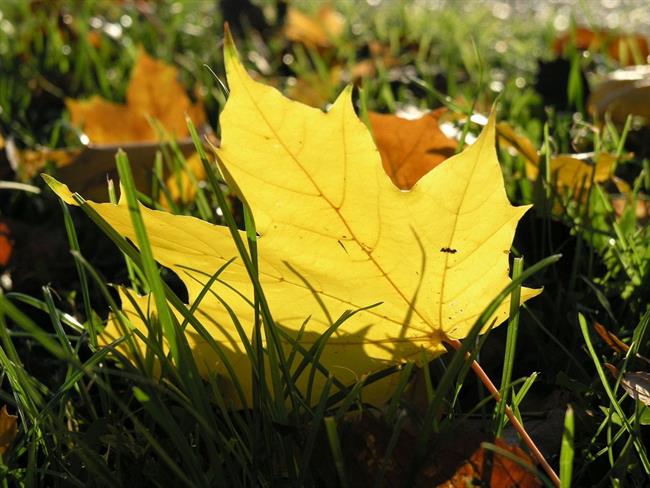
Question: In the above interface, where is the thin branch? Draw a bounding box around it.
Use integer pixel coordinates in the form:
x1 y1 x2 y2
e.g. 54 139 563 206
446 338 561 487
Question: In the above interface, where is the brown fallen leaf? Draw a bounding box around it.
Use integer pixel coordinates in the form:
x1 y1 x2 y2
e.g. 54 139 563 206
610 193 650 224
436 439 541 488
594 323 629 354
588 66 650 125
620 372 650 406
66 47 205 144
0 405 18 455
368 109 458 190
340 415 541 488
605 364 650 406
284 5 345 50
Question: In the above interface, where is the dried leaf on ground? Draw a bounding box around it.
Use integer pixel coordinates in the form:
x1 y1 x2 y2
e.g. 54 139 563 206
340 415 541 487
0 221 12 268
0 405 18 455
611 194 650 224
66 47 205 144
594 322 629 354
284 5 345 49
368 109 458 190
47 29 539 404
588 66 650 124
5 140 80 181
620 372 650 406
553 27 649 66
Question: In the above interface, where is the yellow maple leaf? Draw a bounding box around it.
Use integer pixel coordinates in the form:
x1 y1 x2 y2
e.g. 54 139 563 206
46 32 539 405
66 47 205 144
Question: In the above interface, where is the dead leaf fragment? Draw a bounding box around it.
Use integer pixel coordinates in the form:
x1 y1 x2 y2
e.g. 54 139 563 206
594 322 629 354
284 5 344 49
620 372 650 406
0 222 12 268
588 66 650 124
66 47 205 144
369 109 458 190
436 439 541 488
0 405 18 455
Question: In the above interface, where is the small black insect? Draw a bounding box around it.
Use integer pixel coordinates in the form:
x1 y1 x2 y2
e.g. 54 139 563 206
440 247 457 254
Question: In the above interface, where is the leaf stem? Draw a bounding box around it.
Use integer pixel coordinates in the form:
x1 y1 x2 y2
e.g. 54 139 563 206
446 338 560 487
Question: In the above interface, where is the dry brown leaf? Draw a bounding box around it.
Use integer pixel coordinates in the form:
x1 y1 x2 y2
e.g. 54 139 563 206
611 194 650 223
594 322 630 354
66 47 205 144
368 109 458 190
0 405 18 455
620 372 650 406
284 5 344 49
436 439 541 488
588 66 650 124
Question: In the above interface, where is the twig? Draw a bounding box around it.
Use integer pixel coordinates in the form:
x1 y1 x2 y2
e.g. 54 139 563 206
446 338 561 487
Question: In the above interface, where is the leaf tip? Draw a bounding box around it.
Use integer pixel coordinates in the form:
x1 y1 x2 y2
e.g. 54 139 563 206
223 23 239 65
41 174 78 206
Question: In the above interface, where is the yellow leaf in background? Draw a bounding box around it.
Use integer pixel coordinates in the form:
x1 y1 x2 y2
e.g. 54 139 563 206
496 121 540 166
48 32 539 405
162 152 206 206
496 122 617 194
526 154 615 194
0 405 18 455
66 48 205 144
284 5 345 49
369 109 458 190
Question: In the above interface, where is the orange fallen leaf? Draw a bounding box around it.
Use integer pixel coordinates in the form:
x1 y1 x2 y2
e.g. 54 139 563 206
368 109 458 190
5 142 81 181
284 5 345 50
594 322 629 354
0 222 12 268
0 405 18 455
437 439 541 488
66 47 205 144
553 27 649 66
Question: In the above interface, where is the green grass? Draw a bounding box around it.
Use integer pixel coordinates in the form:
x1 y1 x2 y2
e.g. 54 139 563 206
1 0 650 486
